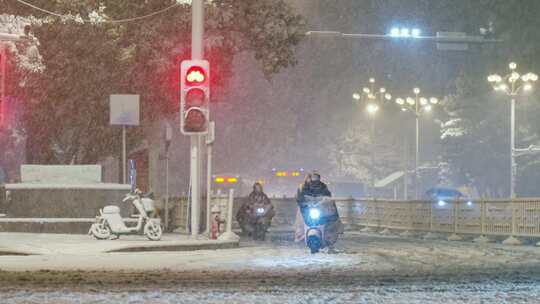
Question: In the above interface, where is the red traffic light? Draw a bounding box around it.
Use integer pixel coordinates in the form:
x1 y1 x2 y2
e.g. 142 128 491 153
185 66 206 85
180 60 209 135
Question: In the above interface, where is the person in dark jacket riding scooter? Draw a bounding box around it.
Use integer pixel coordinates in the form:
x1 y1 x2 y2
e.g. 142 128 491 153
236 182 275 240
296 172 343 253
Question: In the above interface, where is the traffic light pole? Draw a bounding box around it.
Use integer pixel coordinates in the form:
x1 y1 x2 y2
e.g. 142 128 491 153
190 0 204 236
205 122 215 235
122 125 126 184
0 46 5 126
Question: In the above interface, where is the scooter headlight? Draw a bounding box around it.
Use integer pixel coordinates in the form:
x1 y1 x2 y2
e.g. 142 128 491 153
309 208 321 220
256 207 265 215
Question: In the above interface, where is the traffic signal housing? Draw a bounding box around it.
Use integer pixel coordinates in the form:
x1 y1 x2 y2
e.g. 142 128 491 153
180 59 209 135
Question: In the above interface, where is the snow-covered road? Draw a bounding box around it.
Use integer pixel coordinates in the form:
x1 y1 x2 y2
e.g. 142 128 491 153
2 232 540 303
2 278 540 303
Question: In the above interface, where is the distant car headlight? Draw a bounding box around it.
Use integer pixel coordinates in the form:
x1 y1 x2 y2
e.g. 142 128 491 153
256 207 265 215
309 208 321 220
437 200 446 207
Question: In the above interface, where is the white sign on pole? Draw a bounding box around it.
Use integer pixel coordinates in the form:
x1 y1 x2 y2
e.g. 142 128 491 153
110 94 140 126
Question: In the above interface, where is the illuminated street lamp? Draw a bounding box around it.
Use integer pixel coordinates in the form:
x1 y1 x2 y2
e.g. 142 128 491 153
394 88 439 199
389 27 422 38
366 103 380 115
352 77 393 116
488 62 538 198
352 78 392 106
352 78 392 197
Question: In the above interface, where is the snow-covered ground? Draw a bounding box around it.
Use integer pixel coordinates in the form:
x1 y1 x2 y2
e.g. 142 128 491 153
0 232 237 255
2 231 540 273
2 280 540 304
2 232 540 303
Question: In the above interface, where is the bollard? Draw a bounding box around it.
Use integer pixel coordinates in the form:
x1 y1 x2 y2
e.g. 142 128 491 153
502 200 521 245
474 200 490 243
360 200 375 232
400 201 413 237
218 189 240 241
424 201 438 240
379 201 392 235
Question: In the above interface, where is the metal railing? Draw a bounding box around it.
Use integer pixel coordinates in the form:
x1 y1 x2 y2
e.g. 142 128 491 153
335 198 540 243
167 196 540 244
166 194 230 233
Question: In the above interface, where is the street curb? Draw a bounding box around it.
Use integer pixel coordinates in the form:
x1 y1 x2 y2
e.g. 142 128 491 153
105 241 239 253
0 250 34 256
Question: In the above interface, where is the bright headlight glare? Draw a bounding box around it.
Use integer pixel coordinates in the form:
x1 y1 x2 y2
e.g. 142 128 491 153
309 208 321 220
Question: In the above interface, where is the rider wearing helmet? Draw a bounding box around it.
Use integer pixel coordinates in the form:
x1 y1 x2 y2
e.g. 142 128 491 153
297 172 332 205
236 182 275 240
296 172 343 252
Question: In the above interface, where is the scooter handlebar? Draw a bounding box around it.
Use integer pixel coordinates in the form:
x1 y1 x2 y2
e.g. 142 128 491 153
123 193 138 202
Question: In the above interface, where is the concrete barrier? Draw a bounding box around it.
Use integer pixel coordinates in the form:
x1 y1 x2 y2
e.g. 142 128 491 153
0 184 131 233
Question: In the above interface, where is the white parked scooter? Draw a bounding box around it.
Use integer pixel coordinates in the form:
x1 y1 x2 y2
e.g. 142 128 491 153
89 189 162 241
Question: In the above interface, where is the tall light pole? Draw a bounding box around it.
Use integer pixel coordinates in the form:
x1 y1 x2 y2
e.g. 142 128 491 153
189 0 204 236
395 89 439 199
488 62 538 198
353 78 392 197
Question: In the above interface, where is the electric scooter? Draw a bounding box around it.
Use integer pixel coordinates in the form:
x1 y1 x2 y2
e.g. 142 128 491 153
300 195 337 254
250 203 272 241
89 189 162 241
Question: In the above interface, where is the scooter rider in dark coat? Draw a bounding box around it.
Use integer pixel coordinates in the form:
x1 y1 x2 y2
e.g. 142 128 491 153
236 182 275 240
297 172 343 253
297 173 332 203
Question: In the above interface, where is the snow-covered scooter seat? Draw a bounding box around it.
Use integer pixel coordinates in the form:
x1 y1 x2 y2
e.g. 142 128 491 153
103 205 120 214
